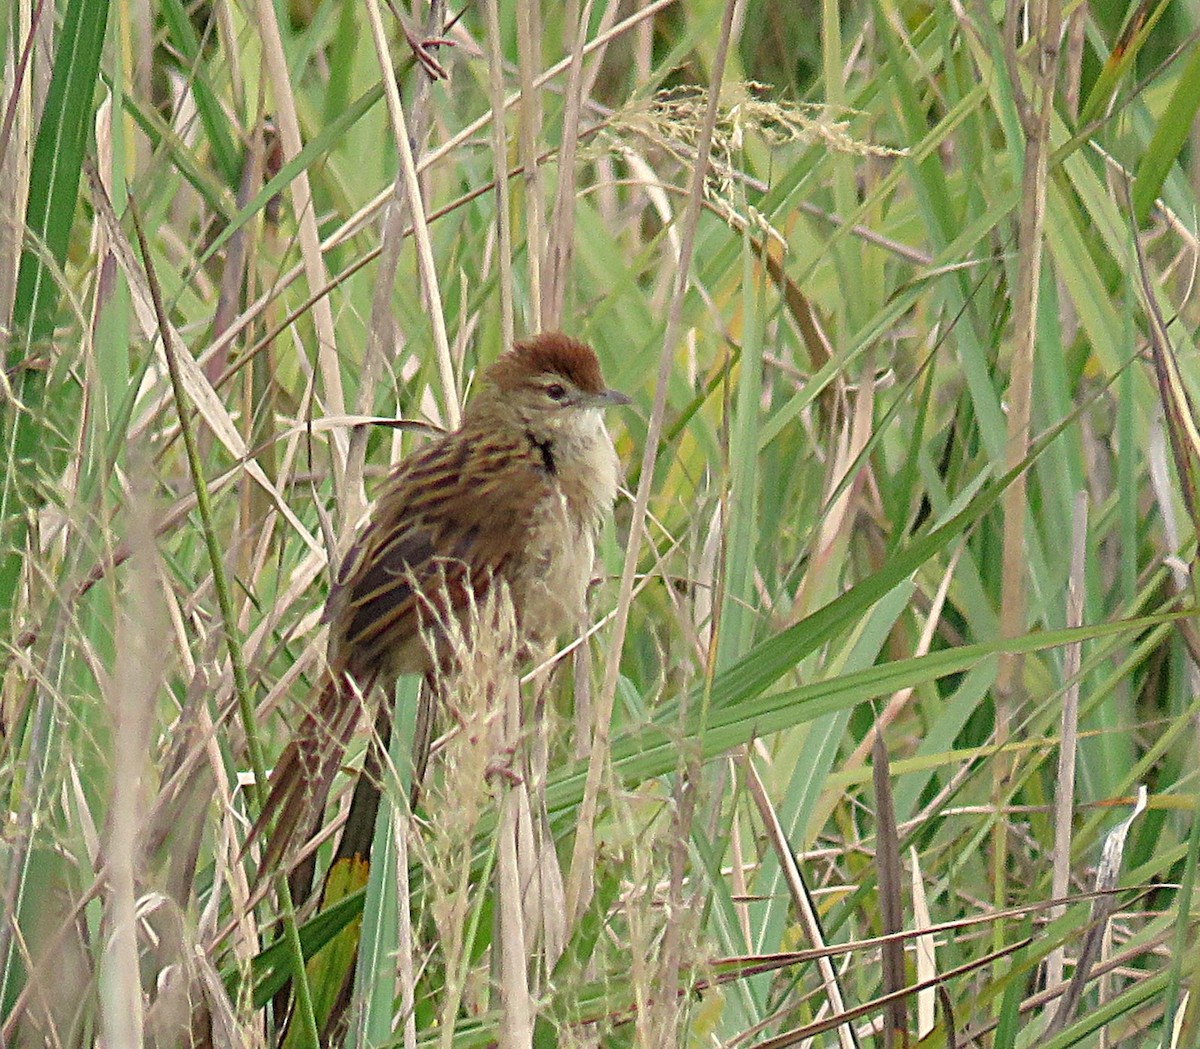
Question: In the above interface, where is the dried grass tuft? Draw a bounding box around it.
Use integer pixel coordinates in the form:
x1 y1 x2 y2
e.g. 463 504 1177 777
595 81 905 242
415 580 522 1029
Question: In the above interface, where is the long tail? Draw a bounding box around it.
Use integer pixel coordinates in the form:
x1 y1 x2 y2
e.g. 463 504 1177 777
280 697 404 1043
245 669 375 888
331 703 394 871
288 676 437 1042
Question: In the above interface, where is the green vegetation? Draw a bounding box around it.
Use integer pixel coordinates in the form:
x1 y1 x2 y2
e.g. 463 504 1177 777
2 0 1199 1044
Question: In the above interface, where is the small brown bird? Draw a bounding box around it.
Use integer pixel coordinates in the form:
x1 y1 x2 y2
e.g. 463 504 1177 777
257 332 629 886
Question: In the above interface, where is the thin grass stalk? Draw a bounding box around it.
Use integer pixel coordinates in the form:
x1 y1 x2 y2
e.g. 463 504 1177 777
91 114 142 1023
620 768 656 1048
726 781 752 952
846 541 963 768
411 0 446 164
741 753 856 1049
872 735 906 1047
541 0 592 329
253 0 348 504
567 0 741 925
498 670 533 1049
158 0 240 185
1063 4 1086 120
996 0 1063 647
761 937 1036 1049
129 208 321 1049
209 119 263 383
1047 491 1087 992
575 0 622 105
1133 204 1200 604
484 0 515 352
83 167 324 562
631 0 652 80
651 769 699 1043
954 923 1174 1045
995 0 1061 968
350 184 411 518
1047 788 1148 1037
349 0 445 519
821 0 857 367
100 465 163 1048
0 0 38 330
515 0 544 331
910 846 937 1039
519 691 567 977
794 346 875 618
363 0 458 428
706 896 1109 986
393 807 417 1049
1097 918 1115 1049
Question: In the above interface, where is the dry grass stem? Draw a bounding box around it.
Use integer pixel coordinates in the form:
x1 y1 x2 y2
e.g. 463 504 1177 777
498 770 534 1049
1047 788 1147 1036
1047 491 1088 989
910 846 937 1039
541 0 592 330
100 472 162 1045
571 0 742 927
996 1 1061 679
484 0 515 351
742 753 856 1049
515 0 545 332
365 0 457 431
253 0 347 501
994 0 1062 966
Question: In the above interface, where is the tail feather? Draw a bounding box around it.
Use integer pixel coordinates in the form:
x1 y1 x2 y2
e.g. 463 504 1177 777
271 674 437 1041
332 703 394 867
410 673 437 808
244 672 375 884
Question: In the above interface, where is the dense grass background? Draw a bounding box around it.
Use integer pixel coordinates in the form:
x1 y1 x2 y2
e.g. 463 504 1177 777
3 0 1200 1045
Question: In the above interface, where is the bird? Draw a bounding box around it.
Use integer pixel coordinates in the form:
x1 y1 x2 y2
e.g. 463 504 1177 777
253 331 629 897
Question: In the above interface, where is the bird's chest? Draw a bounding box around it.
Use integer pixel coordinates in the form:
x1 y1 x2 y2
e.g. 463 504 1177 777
511 490 595 645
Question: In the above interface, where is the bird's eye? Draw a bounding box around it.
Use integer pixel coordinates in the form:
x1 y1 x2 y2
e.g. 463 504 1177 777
545 383 567 401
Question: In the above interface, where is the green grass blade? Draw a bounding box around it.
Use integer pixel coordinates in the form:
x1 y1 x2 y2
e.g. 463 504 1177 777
2 0 110 642
1133 39 1200 224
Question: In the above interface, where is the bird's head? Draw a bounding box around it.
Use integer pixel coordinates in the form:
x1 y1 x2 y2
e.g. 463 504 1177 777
474 333 630 433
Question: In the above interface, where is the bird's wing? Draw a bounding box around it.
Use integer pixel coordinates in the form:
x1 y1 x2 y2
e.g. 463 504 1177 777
327 427 554 677
248 429 554 886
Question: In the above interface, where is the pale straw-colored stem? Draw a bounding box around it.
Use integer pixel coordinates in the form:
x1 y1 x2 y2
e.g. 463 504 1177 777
364 0 459 428
566 0 742 924
254 0 347 502
484 0 515 351
541 0 593 328
515 0 544 332
1046 491 1088 990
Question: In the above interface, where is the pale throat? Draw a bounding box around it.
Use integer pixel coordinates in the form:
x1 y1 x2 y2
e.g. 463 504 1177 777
535 407 620 531
466 391 620 529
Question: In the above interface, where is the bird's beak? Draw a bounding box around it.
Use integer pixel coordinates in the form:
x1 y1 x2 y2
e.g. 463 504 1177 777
591 388 632 407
